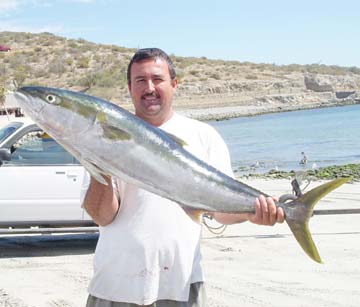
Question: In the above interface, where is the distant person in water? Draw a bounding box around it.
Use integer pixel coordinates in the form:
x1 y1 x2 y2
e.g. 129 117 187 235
299 152 307 166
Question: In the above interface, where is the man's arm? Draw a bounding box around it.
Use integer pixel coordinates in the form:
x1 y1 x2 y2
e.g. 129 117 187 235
82 176 120 226
212 195 285 225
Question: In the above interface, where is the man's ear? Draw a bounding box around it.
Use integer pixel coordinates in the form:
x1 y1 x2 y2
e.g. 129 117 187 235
171 78 178 89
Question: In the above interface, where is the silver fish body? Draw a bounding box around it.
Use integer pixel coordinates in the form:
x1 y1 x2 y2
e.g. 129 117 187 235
14 87 260 213
14 86 349 263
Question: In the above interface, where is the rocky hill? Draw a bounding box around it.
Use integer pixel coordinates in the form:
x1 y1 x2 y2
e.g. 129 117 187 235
1 31 359 119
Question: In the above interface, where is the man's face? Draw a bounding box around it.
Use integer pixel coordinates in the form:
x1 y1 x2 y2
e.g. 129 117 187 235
128 58 178 126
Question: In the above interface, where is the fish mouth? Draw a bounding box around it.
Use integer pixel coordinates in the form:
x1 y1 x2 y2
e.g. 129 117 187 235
13 90 67 137
14 90 46 115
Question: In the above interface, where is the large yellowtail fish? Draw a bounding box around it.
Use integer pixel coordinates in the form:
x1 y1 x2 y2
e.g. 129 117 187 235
14 86 349 263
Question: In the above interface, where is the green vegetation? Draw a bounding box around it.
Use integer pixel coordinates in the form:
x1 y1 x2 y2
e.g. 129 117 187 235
244 164 360 182
13 66 28 86
0 85 5 105
307 164 360 181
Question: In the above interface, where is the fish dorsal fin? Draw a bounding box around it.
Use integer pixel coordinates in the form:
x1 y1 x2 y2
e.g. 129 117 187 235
164 131 188 147
82 158 109 185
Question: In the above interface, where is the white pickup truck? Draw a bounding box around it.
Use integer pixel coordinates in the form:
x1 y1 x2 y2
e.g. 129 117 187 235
0 119 94 230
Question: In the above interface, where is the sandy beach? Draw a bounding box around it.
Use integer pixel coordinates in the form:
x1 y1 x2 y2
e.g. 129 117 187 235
0 178 359 307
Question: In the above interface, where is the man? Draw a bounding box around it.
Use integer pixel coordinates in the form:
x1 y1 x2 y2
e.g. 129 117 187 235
82 48 284 307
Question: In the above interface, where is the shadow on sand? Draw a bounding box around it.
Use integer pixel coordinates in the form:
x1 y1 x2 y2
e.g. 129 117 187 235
0 233 99 258
203 231 360 240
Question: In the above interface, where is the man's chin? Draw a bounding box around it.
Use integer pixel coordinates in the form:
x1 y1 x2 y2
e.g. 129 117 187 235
144 105 161 114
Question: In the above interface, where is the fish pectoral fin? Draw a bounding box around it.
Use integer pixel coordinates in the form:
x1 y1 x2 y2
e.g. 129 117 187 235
82 158 109 185
164 131 188 147
182 207 204 223
100 122 132 141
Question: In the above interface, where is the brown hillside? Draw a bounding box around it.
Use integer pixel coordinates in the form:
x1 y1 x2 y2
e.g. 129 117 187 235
1 31 359 119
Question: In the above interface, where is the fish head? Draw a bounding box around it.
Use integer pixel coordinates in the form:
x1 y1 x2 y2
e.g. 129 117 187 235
14 86 98 141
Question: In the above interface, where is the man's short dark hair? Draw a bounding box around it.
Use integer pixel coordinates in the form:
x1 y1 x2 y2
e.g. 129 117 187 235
127 48 176 84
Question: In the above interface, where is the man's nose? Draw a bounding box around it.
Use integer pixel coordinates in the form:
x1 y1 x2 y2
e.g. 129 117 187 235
144 80 155 93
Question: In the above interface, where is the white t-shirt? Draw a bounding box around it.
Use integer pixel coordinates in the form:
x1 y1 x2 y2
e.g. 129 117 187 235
83 113 233 305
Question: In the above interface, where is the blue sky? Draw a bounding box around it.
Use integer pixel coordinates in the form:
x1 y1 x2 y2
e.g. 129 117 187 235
0 0 359 67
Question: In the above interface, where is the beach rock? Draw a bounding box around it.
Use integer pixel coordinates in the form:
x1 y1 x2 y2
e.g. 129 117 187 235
349 91 360 102
304 75 334 92
335 91 356 99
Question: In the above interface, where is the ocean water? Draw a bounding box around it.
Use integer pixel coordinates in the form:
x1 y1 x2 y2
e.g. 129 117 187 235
209 104 360 175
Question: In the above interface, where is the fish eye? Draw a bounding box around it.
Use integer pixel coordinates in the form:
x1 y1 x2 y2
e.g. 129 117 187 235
45 94 60 105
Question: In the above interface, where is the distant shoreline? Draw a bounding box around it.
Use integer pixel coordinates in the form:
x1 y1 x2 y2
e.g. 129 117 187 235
177 100 359 121
237 163 360 183
1 97 358 127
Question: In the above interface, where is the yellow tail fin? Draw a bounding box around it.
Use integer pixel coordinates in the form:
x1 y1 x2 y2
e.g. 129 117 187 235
283 177 350 263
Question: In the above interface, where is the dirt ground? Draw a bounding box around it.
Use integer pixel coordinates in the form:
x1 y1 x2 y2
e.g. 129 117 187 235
0 179 359 307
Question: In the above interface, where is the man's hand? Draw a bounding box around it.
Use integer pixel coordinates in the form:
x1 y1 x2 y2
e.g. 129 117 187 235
248 195 285 225
212 195 285 225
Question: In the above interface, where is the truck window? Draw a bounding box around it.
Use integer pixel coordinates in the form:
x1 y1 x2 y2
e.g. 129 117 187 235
4 131 80 166
0 122 23 143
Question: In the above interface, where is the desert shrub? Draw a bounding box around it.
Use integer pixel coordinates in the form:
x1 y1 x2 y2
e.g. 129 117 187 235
25 50 35 57
209 73 221 80
189 70 200 76
98 69 126 88
67 41 78 48
33 68 48 78
176 70 185 82
77 74 95 88
41 39 52 46
77 56 90 69
0 86 6 104
304 64 348 75
79 44 92 53
65 58 73 66
13 66 28 86
348 66 360 74
77 38 87 44
49 59 66 75
101 54 118 67
88 87 118 101
27 55 39 63
77 67 127 89
8 54 26 69
111 45 128 52
245 74 258 80
122 54 133 61
67 47 79 55
93 54 101 63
